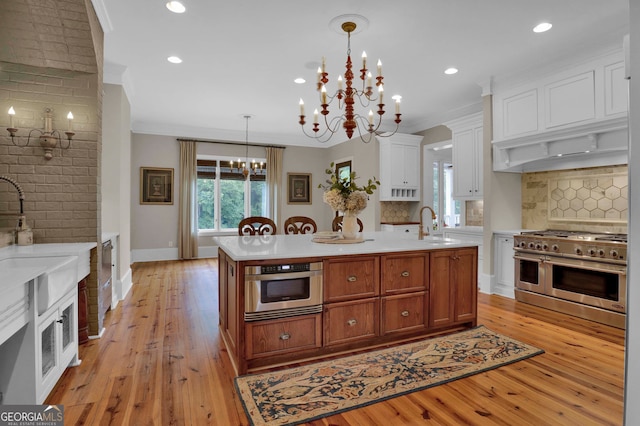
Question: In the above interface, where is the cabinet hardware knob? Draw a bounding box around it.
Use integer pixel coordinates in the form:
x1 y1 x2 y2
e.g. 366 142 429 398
57 319 64 324
401 310 410 317
347 276 357 282
401 271 410 277
280 333 291 340
347 319 357 326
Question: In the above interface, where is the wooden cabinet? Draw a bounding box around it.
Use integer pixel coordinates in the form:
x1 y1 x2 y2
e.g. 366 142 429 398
381 254 428 294
245 314 322 359
218 247 478 375
378 134 424 201
429 248 478 328
324 298 379 346
381 291 428 335
445 113 483 200
324 256 379 302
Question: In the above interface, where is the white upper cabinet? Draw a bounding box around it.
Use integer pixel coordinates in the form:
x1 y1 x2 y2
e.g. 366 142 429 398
492 48 628 172
378 133 424 201
445 113 483 200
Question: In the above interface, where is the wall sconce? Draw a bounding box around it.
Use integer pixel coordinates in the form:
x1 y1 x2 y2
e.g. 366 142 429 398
6 107 74 160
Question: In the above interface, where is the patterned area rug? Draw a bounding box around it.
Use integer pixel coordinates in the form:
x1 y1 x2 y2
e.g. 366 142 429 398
235 325 544 426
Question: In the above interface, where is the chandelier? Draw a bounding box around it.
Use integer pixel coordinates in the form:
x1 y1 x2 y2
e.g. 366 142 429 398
298 20 402 143
231 115 263 178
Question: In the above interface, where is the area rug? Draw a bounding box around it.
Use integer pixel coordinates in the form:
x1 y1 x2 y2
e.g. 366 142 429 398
234 325 544 426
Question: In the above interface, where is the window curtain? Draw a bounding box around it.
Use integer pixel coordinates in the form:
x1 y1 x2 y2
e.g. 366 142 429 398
178 140 198 259
266 146 284 227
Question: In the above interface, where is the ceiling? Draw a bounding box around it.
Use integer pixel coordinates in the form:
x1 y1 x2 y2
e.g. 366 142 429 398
93 0 629 147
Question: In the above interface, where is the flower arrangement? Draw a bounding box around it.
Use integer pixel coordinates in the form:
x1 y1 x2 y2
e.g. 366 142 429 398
319 163 380 214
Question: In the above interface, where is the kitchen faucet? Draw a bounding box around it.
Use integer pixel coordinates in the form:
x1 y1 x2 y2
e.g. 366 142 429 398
0 175 25 215
418 206 436 240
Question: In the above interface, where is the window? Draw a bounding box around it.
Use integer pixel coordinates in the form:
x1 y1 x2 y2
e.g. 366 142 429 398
432 160 461 228
197 158 267 231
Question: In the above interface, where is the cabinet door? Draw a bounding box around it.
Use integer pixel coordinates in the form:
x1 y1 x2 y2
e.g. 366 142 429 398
58 294 77 369
496 236 515 286
473 126 483 196
429 250 455 327
324 257 379 302
324 298 379 346
403 143 420 188
245 314 322 359
452 248 478 323
453 129 476 198
381 292 428 335
381 254 428 295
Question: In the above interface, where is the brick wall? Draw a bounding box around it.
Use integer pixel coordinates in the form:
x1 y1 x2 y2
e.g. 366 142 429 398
0 0 105 335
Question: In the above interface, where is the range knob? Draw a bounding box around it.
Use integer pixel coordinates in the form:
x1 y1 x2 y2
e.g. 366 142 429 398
519 241 527 248
575 247 583 255
551 244 559 252
528 242 535 249
535 243 542 250
610 249 619 258
588 248 596 256
598 249 605 257
542 243 549 251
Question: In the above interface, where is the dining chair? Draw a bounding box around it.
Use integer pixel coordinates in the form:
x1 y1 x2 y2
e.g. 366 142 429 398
284 216 317 235
238 216 277 235
331 215 364 232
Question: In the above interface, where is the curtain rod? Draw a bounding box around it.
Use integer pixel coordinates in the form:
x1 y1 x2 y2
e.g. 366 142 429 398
177 138 286 149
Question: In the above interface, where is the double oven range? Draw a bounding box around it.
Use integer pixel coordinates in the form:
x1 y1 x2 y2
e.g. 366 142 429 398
514 230 627 329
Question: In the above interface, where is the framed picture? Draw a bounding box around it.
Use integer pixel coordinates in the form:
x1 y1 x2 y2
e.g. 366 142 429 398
287 173 311 204
140 167 174 205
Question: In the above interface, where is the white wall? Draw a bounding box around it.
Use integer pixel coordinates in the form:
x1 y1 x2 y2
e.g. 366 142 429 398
102 84 132 303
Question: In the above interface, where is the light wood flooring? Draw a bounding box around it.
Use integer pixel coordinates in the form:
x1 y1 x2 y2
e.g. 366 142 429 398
46 259 625 425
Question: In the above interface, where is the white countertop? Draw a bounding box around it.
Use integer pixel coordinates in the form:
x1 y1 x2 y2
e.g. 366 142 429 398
0 242 97 291
214 231 479 261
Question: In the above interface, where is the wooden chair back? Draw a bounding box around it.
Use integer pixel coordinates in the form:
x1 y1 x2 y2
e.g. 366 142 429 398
284 216 317 234
331 215 364 232
238 216 277 235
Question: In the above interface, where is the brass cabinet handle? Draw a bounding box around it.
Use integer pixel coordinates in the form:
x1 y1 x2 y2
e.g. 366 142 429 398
347 319 357 326
401 310 410 317
401 271 410 277
347 275 357 282
279 333 290 340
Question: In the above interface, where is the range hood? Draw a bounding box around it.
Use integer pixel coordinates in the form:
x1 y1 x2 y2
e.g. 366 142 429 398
492 116 628 173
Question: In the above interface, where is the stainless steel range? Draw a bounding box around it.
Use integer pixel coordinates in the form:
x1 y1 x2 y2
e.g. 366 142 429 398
513 230 627 329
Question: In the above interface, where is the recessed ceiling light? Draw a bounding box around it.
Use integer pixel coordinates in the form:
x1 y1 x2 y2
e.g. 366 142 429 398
166 1 186 13
167 56 182 64
294 78 306 84
533 22 552 33
444 67 458 75
391 95 402 101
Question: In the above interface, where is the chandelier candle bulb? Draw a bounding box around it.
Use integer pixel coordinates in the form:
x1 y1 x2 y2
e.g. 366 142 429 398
362 51 367 70
299 99 304 116
377 59 382 77
338 75 343 90
321 85 327 104
368 110 374 125
395 99 400 114
313 109 319 123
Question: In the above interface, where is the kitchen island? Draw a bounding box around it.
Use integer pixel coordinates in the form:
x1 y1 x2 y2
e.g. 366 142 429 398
214 231 478 375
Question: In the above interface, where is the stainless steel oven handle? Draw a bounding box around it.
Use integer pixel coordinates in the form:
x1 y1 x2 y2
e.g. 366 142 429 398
245 270 323 281
543 258 626 275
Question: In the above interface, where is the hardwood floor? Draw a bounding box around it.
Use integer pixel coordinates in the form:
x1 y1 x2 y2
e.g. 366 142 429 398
46 259 625 425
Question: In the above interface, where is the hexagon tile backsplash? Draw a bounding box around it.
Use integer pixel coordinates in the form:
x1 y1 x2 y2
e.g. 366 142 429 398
522 165 628 233
549 173 627 222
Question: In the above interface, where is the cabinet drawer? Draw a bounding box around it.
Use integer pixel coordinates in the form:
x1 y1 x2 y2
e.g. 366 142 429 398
324 298 379 346
245 314 322 359
381 292 428 335
381 254 428 294
324 257 379 302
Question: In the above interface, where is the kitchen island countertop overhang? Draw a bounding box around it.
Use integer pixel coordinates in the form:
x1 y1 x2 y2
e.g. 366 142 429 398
213 231 478 261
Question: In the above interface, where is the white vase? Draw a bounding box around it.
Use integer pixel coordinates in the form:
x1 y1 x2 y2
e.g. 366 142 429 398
341 211 359 239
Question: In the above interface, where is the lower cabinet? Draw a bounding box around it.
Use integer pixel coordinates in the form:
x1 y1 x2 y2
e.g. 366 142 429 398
324 298 379 346
220 248 478 375
245 314 322 359
381 291 428 335
429 248 478 328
